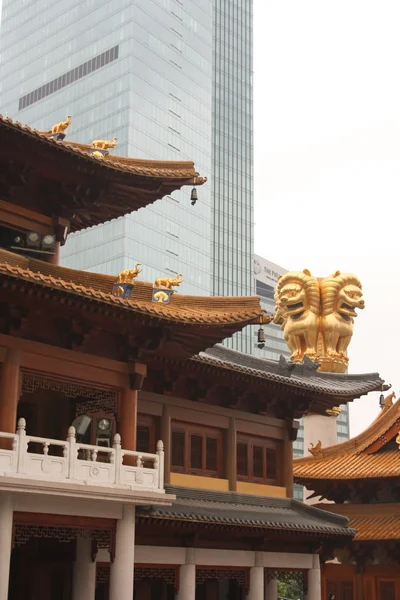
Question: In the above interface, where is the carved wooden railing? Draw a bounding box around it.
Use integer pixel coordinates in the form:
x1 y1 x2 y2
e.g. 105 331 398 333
0 418 164 493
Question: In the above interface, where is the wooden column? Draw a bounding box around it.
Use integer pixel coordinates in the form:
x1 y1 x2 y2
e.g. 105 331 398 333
45 241 60 265
284 438 294 498
284 418 299 498
118 362 146 452
162 404 171 484
0 348 20 441
227 417 237 491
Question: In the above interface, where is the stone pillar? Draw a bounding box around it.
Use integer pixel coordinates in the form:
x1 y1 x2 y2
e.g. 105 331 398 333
248 567 264 600
0 348 20 450
264 578 278 600
176 548 196 600
248 553 264 600
109 505 135 600
119 363 146 457
307 555 321 600
0 494 13 600
72 538 96 600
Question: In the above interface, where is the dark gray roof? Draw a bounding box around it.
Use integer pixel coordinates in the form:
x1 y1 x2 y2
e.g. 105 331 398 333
137 485 354 538
192 345 383 398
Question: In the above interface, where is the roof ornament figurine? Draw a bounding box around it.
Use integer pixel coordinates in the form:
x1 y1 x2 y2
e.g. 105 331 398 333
44 115 72 141
90 136 118 159
326 406 342 417
274 269 364 373
152 273 182 305
308 440 323 459
112 263 142 299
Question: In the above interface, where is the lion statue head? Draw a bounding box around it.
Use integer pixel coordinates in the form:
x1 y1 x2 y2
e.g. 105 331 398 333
320 271 365 320
273 269 320 326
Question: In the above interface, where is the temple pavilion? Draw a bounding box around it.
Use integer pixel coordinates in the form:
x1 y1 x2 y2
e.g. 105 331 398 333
0 115 385 600
294 392 400 600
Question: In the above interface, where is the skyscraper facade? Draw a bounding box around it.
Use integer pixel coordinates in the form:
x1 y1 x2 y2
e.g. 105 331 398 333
0 0 254 346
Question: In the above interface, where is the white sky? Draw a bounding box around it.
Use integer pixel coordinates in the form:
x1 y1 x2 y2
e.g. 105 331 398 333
254 0 400 436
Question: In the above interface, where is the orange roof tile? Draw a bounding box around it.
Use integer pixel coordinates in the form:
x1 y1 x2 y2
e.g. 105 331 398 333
315 503 400 541
293 396 400 481
0 249 268 329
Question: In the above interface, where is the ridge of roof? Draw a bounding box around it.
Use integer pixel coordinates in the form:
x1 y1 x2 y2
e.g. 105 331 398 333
192 344 383 398
1 115 206 182
0 249 264 327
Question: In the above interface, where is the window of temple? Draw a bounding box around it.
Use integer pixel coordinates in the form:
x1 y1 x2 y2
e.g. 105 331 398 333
236 435 282 485
137 415 157 454
171 422 223 477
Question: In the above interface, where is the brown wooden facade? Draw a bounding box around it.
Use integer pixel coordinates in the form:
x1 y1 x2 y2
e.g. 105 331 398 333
0 116 385 600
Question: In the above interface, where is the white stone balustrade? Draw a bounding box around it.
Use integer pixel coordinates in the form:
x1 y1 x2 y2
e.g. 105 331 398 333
0 418 165 493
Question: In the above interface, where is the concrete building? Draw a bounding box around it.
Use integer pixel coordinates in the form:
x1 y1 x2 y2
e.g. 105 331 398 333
0 0 254 352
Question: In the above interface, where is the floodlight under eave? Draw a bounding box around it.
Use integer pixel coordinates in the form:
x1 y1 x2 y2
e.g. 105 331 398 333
71 415 92 438
26 231 41 248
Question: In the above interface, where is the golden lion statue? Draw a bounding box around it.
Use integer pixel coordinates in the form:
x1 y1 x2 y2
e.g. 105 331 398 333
273 269 320 362
92 136 117 151
319 271 364 365
115 263 142 284
154 273 182 290
274 269 364 373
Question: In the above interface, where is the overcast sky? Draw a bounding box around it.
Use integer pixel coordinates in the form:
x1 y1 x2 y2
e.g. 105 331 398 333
254 0 400 436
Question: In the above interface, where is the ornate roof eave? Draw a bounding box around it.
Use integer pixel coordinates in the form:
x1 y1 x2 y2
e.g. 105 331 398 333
293 396 400 484
0 116 206 232
314 503 400 542
0 252 267 356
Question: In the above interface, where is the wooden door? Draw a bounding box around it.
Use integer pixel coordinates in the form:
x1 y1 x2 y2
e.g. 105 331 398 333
377 580 396 600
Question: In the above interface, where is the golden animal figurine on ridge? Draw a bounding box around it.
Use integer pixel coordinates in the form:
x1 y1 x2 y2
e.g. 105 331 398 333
154 273 183 291
308 440 323 458
50 115 72 134
115 263 142 285
274 269 365 373
92 137 118 151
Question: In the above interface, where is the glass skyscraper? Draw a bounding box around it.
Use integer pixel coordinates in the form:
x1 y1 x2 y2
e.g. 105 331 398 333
0 0 254 352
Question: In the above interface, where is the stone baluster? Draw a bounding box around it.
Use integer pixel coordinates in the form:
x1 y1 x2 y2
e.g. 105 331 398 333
67 426 76 479
113 433 122 485
16 418 26 474
157 440 164 489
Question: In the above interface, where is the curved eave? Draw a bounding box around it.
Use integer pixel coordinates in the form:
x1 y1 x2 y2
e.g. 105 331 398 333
0 116 206 231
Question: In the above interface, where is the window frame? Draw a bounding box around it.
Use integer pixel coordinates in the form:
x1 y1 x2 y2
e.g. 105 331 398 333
236 434 281 485
136 414 157 454
171 422 223 478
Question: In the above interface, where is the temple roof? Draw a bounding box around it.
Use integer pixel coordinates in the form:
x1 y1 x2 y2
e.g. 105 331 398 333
193 345 383 402
0 248 268 355
293 395 400 483
314 503 400 541
0 115 206 231
137 485 354 540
